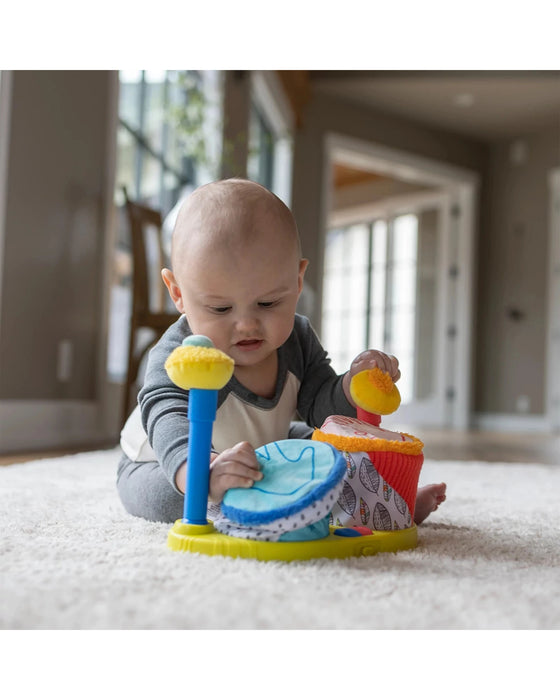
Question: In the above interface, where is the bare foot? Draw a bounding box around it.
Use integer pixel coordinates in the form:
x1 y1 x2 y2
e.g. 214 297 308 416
413 483 447 524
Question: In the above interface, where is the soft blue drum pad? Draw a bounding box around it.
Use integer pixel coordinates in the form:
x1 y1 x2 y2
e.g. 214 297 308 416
215 440 346 541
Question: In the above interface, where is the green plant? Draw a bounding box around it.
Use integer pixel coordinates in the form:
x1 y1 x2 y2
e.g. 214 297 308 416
168 72 212 172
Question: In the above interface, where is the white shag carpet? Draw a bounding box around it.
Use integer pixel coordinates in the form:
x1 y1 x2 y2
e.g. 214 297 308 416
1 447 559 630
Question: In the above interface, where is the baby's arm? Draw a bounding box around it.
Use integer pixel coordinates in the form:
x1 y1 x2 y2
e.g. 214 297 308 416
174 441 263 503
342 349 401 405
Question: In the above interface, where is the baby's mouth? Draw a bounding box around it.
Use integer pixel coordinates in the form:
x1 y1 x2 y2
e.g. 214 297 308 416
236 339 264 351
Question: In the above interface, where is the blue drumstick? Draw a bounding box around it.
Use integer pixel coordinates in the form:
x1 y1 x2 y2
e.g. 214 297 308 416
164 335 235 526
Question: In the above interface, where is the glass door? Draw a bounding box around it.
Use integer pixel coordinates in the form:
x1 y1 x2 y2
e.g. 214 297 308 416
322 200 450 426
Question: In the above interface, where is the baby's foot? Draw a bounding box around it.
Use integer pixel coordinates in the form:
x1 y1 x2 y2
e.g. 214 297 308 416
413 483 447 524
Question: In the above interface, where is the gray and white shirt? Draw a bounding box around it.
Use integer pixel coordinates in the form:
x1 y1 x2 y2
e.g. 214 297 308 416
120 314 354 490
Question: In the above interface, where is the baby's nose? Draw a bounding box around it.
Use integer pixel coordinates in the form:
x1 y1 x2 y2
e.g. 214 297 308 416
235 314 260 334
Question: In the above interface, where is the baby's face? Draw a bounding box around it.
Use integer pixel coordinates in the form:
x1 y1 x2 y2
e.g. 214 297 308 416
165 212 307 372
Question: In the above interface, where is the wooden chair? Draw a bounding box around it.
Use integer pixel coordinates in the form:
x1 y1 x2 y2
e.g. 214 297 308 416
121 188 179 427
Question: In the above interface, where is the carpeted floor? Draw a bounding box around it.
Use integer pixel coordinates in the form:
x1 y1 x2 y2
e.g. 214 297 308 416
1 447 559 629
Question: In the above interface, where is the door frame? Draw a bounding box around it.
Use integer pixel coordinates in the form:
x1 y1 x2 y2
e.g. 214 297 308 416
323 133 480 430
0 70 13 336
547 167 560 431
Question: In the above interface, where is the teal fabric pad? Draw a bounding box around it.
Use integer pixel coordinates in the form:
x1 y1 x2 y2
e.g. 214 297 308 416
221 439 346 526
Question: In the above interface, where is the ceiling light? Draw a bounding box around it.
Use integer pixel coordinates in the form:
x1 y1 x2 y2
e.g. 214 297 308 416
454 93 475 108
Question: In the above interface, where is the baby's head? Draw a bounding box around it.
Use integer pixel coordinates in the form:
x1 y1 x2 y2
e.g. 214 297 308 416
162 179 308 368
171 178 302 267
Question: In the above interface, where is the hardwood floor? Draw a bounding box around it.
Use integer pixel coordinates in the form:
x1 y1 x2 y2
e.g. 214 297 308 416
0 442 117 466
419 428 560 466
0 430 558 466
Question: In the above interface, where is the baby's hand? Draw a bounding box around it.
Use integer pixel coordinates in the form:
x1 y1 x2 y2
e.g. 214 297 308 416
342 349 401 405
208 441 263 504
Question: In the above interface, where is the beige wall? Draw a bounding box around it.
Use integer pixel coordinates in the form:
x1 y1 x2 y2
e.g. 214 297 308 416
0 71 112 401
476 125 560 415
221 71 250 179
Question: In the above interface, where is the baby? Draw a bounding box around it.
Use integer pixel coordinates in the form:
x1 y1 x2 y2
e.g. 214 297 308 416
118 179 446 524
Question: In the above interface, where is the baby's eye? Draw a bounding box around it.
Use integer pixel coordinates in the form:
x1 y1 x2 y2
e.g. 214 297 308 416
258 301 277 308
209 306 231 314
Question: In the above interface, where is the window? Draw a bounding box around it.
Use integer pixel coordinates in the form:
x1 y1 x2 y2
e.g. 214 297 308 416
107 70 222 381
248 102 275 189
116 70 204 211
322 214 421 404
248 72 294 206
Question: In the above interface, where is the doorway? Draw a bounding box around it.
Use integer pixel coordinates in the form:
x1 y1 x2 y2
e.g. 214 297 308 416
323 134 479 429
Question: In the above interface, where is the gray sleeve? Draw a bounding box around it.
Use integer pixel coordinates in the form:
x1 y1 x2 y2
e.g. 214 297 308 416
291 315 356 428
138 317 193 491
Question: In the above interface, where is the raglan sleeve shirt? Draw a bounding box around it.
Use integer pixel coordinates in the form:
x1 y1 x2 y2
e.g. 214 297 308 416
289 314 355 427
137 316 195 492
129 314 355 494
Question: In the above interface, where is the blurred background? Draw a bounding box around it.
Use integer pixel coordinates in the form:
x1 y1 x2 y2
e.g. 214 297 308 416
0 69 559 455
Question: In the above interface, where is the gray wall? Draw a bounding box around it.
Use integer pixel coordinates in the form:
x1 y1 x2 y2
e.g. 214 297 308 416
476 126 560 415
0 71 112 400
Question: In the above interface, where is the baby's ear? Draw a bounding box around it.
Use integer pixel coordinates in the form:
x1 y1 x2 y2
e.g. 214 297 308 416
161 268 185 314
298 258 309 294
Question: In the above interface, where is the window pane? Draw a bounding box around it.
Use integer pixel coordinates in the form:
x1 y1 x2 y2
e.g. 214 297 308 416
108 70 222 381
324 229 346 272
115 125 137 198
140 151 163 206
322 223 370 374
144 79 166 160
347 224 369 267
346 224 369 333
248 103 274 188
326 271 346 313
119 70 143 131
369 220 387 348
393 214 418 263
388 214 418 403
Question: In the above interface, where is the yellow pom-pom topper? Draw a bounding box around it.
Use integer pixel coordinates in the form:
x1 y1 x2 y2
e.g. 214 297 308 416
164 335 234 390
349 366 401 415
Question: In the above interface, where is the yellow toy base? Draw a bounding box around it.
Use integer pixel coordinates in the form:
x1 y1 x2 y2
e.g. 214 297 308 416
167 520 417 561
